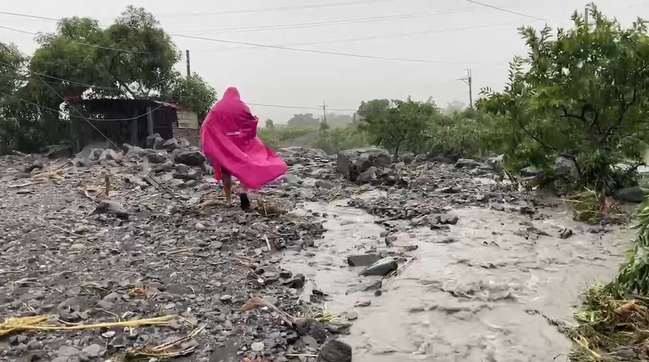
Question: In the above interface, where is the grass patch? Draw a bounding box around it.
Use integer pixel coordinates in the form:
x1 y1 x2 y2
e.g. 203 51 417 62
258 125 368 153
562 283 649 361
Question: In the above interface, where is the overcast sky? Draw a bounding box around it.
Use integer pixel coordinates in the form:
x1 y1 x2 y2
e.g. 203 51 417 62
1 0 647 122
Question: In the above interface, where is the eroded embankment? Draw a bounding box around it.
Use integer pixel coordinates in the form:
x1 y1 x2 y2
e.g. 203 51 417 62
285 196 633 362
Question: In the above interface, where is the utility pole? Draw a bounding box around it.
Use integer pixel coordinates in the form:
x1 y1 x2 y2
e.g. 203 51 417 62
321 101 328 123
584 4 590 29
458 69 473 108
185 50 191 79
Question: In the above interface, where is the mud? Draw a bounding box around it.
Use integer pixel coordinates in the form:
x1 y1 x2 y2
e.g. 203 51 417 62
286 197 633 362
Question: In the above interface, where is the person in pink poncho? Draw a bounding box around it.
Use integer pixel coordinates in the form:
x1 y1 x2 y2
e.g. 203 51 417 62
200 87 288 209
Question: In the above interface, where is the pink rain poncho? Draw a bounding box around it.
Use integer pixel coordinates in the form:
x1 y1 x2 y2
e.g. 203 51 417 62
200 87 287 190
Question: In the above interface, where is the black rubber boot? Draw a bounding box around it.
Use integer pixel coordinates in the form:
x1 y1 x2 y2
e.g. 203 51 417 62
240 193 251 210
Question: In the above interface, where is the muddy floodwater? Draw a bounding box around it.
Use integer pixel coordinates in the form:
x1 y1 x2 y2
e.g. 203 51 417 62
285 193 634 362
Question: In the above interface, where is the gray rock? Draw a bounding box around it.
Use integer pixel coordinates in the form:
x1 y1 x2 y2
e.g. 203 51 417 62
454 158 482 169
336 148 391 182
146 133 161 148
124 143 147 157
98 148 119 163
318 340 352 362
174 150 206 166
283 174 301 185
613 186 645 203
163 138 180 151
152 137 165 150
347 254 381 267
315 180 334 189
250 341 264 352
356 166 377 185
44 144 74 159
430 155 457 164
520 166 540 177
56 345 80 358
92 201 129 219
295 318 327 343
487 154 504 171
175 164 191 174
80 344 102 358
401 153 415 164
146 152 168 164
359 257 398 276
554 156 579 179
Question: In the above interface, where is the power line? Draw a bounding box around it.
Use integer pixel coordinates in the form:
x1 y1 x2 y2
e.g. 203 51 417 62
194 21 524 53
0 60 359 112
169 32 490 65
247 102 356 112
153 0 422 18
465 0 554 22
173 9 477 35
0 21 494 65
0 90 164 121
0 25 150 54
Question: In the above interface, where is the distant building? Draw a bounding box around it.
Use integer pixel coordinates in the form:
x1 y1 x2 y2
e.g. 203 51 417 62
66 98 199 151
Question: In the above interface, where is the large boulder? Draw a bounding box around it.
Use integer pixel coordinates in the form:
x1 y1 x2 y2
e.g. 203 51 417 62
554 156 579 180
336 147 391 182
613 186 645 204
174 150 206 166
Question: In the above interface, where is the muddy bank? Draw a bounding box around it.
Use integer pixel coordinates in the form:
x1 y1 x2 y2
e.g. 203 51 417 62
285 197 633 362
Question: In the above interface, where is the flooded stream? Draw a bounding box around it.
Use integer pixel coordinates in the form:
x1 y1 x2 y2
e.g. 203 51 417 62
285 194 633 362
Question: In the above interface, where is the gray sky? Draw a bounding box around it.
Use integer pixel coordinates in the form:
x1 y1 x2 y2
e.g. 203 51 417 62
1 0 647 122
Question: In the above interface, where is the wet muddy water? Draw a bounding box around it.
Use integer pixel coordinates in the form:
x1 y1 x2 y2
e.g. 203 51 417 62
285 194 634 362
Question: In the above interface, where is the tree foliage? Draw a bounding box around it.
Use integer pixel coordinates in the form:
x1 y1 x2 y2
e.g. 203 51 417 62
0 6 217 153
361 97 438 158
100 6 180 98
159 72 216 122
478 5 649 193
286 113 320 128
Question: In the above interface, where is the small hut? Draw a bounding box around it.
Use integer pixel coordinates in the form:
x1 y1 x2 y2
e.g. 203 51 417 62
67 98 199 151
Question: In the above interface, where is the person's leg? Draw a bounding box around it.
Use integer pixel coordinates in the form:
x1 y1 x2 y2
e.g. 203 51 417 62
221 168 233 206
239 186 251 210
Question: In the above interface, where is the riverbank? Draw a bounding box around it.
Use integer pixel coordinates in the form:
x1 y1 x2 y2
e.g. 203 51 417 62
0 143 636 362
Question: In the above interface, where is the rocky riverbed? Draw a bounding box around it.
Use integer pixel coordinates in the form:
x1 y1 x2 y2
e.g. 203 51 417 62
0 141 636 362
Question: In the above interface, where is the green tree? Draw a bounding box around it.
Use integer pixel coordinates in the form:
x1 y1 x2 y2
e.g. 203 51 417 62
363 97 437 159
357 99 389 123
426 111 486 158
99 6 180 98
265 119 275 129
324 113 353 127
0 42 29 153
160 71 216 122
319 120 330 130
29 17 110 103
478 4 649 194
0 42 24 97
0 7 219 154
286 113 319 128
